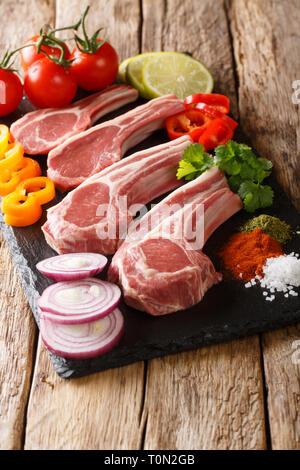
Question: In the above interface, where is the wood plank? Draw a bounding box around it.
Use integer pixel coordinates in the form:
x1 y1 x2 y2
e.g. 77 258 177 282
140 0 266 450
24 0 146 450
228 0 300 450
142 338 266 450
262 326 300 450
24 338 145 450
55 0 141 62
0 231 37 450
228 0 300 210
0 0 55 72
0 0 55 450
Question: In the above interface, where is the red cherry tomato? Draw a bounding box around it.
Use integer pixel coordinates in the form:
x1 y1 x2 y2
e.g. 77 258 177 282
70 40 119 91
0 68 23 117
24 58 77 108
20 35 70 73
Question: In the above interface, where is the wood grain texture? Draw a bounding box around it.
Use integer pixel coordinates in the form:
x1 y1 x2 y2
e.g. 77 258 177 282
0 0 54 450
140 0 266 450
24 0 146 450
228 0 300 210
0 0 299 451
0 232 36 450
228 0 300 450
55 0 141 62
0 0 55 72
24 338 145 450
262 326 300 449
142 338 266 450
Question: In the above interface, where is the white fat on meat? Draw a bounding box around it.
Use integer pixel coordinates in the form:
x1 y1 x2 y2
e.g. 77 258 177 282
10 84 138 155
47 94 185 191
108 167 243 316
42 135 193 255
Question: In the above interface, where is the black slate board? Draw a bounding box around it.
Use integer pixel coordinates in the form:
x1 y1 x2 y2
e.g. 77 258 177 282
1 93 300 379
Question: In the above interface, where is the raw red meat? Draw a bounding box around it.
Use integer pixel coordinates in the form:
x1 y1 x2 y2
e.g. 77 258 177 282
108 167 243 316
42 135 193 254
47 94 185 192
10 84 138 155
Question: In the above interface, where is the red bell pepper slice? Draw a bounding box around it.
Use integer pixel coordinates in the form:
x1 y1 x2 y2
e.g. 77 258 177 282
194 102 225 119
189 104 238 131
220 114 238 131
198 118 234 151
184 93 230 114
165 109 213 141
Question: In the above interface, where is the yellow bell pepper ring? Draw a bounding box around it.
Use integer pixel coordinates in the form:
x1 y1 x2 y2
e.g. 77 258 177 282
0 125 10 154
2 190 42 218
15 176 55 206
0 142 24 172
0 157 42 197
4 205 43 227
0 169 21 196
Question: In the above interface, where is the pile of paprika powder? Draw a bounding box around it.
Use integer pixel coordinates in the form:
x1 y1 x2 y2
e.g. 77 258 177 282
219 228 284 282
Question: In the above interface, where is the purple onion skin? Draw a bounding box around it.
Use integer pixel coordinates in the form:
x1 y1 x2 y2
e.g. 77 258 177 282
38 293 121 325
37 267 104 282
40 312 125 360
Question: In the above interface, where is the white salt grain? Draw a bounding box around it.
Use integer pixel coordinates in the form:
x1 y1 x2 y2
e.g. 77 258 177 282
290 290 298 296
255 252 300 301
242 253 300 301
262 253 300 293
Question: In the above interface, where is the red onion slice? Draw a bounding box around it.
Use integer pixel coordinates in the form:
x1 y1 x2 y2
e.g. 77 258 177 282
38 278 121 324
36 253 108 281
40 308 124 359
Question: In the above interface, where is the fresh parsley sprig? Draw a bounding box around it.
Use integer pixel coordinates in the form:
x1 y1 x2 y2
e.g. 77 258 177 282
176 143 214 181
176 140 274 213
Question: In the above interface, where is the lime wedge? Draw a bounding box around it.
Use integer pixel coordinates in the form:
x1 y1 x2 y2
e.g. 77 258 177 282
142 52 214 101
126 52 164 98
118 57 133 83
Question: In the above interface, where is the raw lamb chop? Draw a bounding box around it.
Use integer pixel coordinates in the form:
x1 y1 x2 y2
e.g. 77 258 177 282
108 167 242 316
10 84 138 155
42 135 193 254
47 94 185 192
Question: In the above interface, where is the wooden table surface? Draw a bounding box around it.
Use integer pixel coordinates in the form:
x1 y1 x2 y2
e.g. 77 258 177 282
0 0 300 450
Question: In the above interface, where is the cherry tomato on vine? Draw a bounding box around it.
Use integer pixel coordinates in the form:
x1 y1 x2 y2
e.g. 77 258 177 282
70 40 119 91
0 68 23 117
20 35 70 73
24 58 77 108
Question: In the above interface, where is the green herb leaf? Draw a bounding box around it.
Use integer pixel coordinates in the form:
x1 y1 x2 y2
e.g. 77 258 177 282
213 140 274 212
238 181 274 213
228 174 243 193
176 139 274 213
176 160 200 180
176 143 214 181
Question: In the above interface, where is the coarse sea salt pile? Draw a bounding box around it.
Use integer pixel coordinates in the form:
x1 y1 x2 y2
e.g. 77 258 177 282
244 252 300 301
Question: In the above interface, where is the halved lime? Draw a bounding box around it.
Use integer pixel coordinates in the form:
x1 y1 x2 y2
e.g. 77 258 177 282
142 52 214 101
118 57 133 83
126 52 164 99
